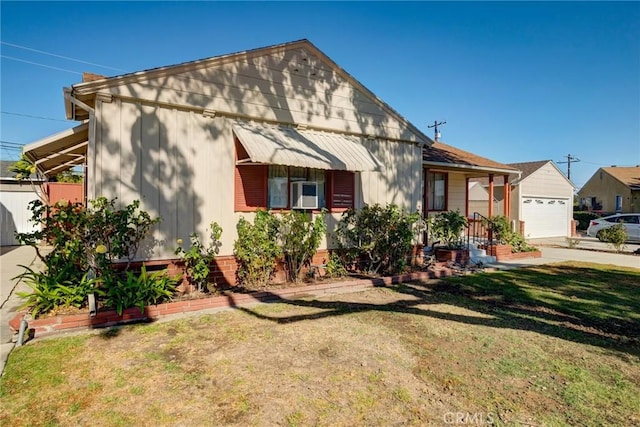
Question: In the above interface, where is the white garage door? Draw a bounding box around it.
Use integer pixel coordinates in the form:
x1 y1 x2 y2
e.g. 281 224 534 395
0 191 39 246
521 197 570 238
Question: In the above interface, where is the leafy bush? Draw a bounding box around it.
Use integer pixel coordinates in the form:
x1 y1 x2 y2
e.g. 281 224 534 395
98 265 179 315
325 252 348 278
482 215 537 253
428 210 468 248
335 204 421 275
175 222 222 292
279 210 326 282
597 223 627 253
15 265 95 317
574 211 599 230
481 215 511 244
14 197 161 317
234 211 282 288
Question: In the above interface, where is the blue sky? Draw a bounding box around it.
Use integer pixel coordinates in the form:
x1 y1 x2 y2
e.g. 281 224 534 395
1 1 639 190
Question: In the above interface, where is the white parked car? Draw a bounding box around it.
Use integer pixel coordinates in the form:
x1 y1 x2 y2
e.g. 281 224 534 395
586 213 640 242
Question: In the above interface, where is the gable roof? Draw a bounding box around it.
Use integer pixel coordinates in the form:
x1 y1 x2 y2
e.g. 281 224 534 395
507 160 551 180
66 39 431 145
602 166 640 190
470 159 574 189
423 141 519 176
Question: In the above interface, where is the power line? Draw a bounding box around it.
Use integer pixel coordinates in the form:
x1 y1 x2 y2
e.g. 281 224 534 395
1 41 126 72
1 55 83 75
1 111 73 122
0 141 24 147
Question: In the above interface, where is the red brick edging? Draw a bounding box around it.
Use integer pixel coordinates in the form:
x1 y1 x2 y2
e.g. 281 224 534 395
9 269 457 339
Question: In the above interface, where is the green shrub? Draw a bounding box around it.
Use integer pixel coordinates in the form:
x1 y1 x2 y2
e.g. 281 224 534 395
573 211 599 230
335 204 421 275
234 211 282 288
481 215 511 244
279 210 326 282
325 252 348 278
15 265 95 317
175 222 222 292
98 265 179 315
597 223 627 253
482 215 537 253
14 197 161 317
427 210 468 249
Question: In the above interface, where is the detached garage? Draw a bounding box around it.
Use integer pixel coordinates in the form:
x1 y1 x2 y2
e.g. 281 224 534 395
509 160 575 238
0 160 43 246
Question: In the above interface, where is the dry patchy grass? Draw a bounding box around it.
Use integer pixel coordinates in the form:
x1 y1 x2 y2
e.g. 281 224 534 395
1 262 639 426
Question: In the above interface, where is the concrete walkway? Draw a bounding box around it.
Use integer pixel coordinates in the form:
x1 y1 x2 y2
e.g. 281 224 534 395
1 245 43 375
1 239 638 376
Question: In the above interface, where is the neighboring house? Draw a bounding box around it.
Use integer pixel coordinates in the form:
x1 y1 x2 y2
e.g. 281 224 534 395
471 160 575 238
0 160 43 246
22 39 520 282
578 166 640 214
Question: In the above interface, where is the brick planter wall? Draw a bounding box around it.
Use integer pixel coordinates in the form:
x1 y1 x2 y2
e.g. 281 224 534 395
9 269 459 339
486 244 542 261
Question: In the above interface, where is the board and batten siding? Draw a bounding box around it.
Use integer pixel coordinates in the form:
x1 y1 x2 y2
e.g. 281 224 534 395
98 47 422 143
90 97 423 260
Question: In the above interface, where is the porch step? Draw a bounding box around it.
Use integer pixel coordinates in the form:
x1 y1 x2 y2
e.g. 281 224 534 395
468 242 496 265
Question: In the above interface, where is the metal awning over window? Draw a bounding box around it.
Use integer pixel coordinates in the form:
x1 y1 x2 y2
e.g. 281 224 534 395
233 122 383 172
23 122 88 177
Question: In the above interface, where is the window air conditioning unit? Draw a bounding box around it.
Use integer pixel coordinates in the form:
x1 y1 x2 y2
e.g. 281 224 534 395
291 181 318 209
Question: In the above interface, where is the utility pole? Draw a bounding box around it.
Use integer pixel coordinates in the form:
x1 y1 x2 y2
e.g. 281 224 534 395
557 154 580 180
427 120 446 142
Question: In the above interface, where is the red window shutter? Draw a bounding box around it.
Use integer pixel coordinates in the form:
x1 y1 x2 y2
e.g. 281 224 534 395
328 170 354 210
235 165 267 211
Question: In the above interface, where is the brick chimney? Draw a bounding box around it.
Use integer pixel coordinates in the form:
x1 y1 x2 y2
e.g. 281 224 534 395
82 72 106 82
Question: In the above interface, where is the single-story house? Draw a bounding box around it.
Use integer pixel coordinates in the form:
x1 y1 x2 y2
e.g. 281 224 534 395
470 160 575 238
578 166 640 214
22 39 523 282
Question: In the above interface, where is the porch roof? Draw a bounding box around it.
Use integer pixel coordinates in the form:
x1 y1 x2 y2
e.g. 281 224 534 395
23 122 88 178
233 121 384 172
423 141 519 177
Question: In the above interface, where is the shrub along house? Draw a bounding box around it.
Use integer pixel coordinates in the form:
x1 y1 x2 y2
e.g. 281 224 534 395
22 39 521 284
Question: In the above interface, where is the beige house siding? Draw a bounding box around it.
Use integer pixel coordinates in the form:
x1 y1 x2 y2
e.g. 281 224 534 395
447 173 467 214
578 170 635 213
91 95 422 260
519 162 573 199
95 47 422 143
510 185 522 221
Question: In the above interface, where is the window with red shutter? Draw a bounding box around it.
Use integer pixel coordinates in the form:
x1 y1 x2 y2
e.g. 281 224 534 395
234 165 267 211
328 170 355 210
234 163 353 212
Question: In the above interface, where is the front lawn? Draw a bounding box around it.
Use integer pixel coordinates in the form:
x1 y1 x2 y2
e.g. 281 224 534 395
1 261 639 426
